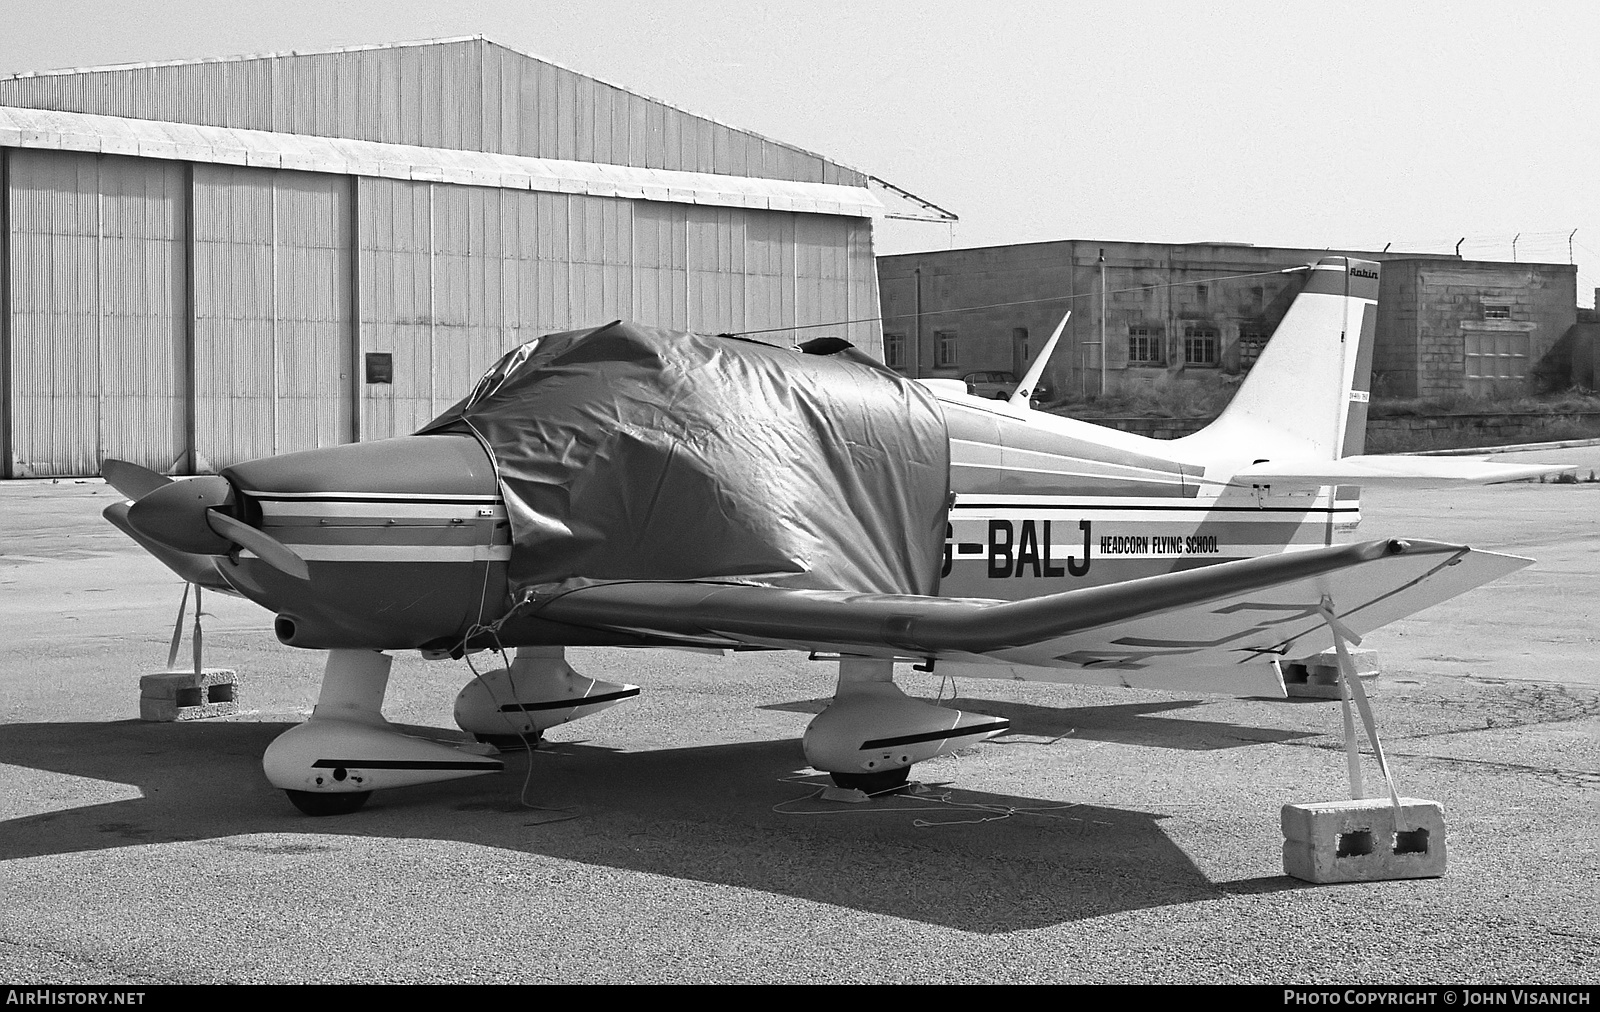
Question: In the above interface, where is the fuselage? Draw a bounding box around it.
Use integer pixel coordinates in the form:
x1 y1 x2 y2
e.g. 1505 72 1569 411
210 392 1360 652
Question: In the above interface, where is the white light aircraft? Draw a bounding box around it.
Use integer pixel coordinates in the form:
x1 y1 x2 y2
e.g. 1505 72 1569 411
100 256 1562 815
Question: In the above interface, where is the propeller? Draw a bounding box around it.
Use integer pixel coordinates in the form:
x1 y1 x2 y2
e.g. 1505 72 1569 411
101 458 174 500
101 458 310 581
209 511 310 580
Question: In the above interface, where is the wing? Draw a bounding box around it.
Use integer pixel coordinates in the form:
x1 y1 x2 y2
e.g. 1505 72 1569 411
533 538 1529 694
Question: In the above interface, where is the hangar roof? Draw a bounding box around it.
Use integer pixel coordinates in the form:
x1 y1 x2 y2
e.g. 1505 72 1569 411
0 104 882 217
0 35 953 219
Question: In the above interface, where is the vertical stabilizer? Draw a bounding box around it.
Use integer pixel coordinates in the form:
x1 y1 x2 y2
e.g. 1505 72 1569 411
1174 256 1379 461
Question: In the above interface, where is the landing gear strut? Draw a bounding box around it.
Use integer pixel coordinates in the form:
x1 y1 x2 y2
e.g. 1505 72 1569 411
262 649 503 816
802 657 1010 794
453 646 638 745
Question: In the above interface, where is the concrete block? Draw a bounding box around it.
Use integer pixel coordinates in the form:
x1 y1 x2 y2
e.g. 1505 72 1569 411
1281 647 1379 699
140 668 240 721
1282 798 1446 883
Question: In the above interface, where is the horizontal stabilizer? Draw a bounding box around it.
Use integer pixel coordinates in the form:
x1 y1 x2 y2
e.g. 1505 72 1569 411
1230 455 1571 488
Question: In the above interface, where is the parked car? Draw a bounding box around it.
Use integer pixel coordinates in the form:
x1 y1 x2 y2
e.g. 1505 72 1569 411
963 371 1018 399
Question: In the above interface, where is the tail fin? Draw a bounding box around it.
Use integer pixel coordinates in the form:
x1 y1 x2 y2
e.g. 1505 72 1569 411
1175 256 1378 460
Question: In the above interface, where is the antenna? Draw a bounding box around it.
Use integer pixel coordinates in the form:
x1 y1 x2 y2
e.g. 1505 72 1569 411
1009 310 1071 410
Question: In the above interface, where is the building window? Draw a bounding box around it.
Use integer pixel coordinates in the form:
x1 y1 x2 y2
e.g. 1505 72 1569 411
1236 327 1269 371
934 329 958 368
1127 326 1163 365
884 332 906 370
1464 331 1529 394
1195 285 1208 306
1184 327 1218 367
1483 305 1511 320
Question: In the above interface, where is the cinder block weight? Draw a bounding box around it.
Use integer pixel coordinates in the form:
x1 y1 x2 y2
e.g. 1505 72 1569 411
1280 647 1380 699
1282 797 1446 883
139 668 241 722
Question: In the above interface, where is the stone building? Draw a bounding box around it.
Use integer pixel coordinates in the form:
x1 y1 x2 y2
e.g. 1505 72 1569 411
877 240 1578 401
1374 260 1581 397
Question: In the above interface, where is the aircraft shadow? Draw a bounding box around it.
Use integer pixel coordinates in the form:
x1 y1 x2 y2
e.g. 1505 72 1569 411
0 719 1306 932
763 696 1319 751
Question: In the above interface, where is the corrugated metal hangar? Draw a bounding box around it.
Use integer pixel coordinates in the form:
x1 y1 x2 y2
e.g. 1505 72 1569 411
0 37 923 477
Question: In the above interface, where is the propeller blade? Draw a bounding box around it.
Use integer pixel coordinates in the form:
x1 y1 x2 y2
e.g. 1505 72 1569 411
101 458 174 501
208 511 310 581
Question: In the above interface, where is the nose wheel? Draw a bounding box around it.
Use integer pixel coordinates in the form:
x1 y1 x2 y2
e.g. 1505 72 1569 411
828 766 911 794
285 789 372 816
264 650 503 815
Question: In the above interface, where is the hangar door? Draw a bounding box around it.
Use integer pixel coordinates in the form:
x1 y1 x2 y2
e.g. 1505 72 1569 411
192 166 354 470
6 150 187 477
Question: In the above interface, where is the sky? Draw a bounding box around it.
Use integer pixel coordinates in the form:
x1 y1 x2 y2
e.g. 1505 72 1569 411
2 1 1596 304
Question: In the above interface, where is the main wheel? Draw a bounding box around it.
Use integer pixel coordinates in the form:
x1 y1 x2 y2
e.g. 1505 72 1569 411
828 766 911 794
285 790 372 816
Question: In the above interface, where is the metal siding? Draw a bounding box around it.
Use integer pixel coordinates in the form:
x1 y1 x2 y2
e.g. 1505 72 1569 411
537 63 560 159
693 119 715 175
97 156 186 470
431 184 504 407
7 150 186 476
514 59 540 158
495 46 520 156
555 67 578 162
438 44 465 151
591 84 615 165
742 210 788 337
644 98 667 171
193 164 275 466
628 93 651 170
273 171 353 454
461 41 485 152
480 41 502 154
8 150 99 476
1 148 9 477
358 177 433 440
376 48 404 145
794 214 850 345
846 217 881 352
662 106 682 173
194 165 353 466
630 202 667 328
421 47 447 150
573 76 595 164
313 54 342 137
336 53 364 142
